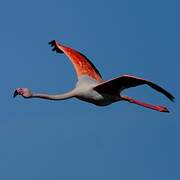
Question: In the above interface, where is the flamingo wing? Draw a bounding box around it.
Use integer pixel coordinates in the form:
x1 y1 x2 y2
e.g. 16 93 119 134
94 74 174 101
49 40 102 81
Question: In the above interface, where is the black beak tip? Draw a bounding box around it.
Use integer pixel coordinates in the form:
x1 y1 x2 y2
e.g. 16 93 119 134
13 90 18 98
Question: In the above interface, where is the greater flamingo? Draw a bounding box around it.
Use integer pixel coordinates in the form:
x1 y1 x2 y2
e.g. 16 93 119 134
14 40 174 112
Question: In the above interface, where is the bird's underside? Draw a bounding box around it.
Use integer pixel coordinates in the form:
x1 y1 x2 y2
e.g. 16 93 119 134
13 40 174 113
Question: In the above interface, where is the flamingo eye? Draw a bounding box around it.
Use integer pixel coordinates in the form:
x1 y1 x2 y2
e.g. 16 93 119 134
17 88 24 95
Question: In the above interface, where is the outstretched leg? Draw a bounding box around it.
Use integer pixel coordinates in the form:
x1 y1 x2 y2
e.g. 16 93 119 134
122 96 169 113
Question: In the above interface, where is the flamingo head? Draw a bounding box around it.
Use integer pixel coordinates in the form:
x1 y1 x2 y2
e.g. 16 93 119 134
13 88 32 98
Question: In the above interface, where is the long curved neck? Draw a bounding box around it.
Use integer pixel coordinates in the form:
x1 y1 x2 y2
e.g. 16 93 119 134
31 90 75 101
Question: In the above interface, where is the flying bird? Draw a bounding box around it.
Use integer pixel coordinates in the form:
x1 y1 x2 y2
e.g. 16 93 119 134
14 40 174 112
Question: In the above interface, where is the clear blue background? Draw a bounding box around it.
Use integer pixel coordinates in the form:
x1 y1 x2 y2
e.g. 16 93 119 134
0 0 179 179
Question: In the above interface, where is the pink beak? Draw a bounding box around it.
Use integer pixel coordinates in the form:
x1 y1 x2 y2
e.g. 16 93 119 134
13 90 19 98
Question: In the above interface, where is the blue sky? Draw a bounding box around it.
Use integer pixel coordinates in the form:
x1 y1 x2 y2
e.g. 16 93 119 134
0 0 179 179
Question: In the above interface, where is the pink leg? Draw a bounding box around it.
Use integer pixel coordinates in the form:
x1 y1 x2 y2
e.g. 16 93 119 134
122 96 169 113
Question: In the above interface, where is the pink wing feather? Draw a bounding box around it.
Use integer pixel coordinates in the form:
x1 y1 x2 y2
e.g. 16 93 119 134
49 40 102 81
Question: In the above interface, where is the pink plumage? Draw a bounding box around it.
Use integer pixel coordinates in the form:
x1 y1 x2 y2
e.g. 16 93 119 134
14 40 174 113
